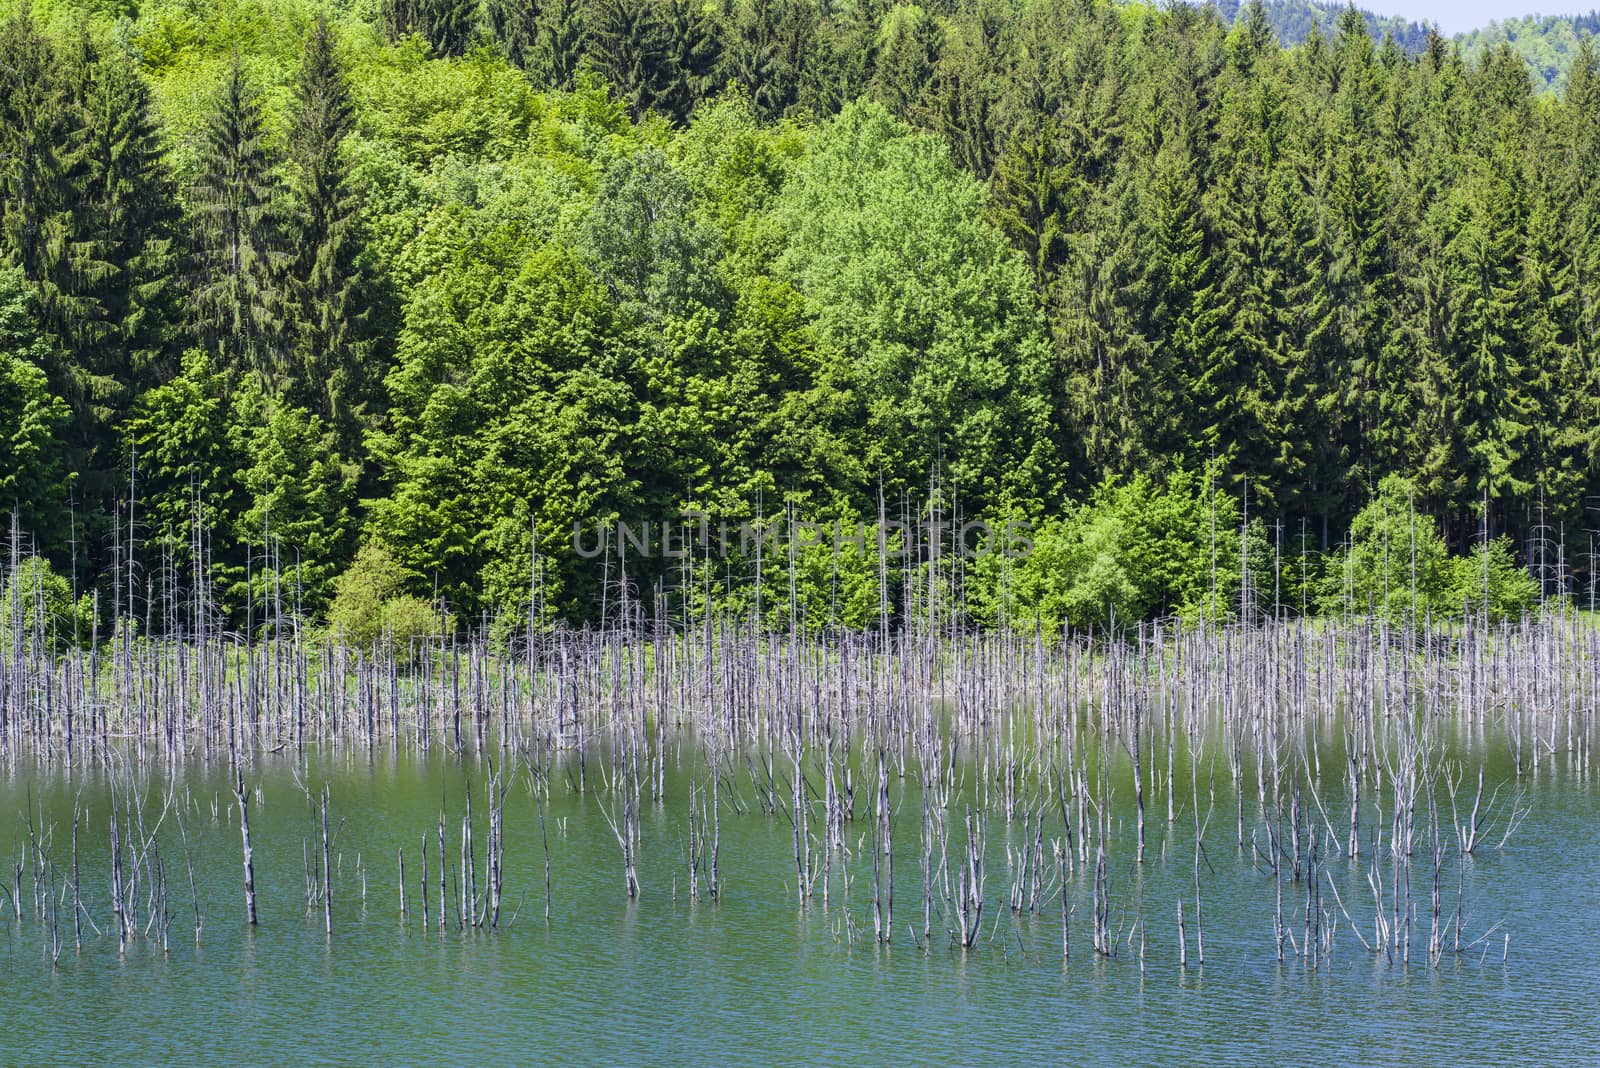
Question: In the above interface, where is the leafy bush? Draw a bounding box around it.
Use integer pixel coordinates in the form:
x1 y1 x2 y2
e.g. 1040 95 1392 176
971 470 1254 633
327 540 405 648
327 540 449 658
1446 537 1541 622
1317 476 1451 621
0 555 94 653
378 594 450 662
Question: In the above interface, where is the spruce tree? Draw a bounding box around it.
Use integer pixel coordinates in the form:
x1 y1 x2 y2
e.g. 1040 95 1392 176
657 0 723 125
802 0 878 118
77 47 186 388
930 2 1005 179
1552 41 1600 488
585 0 669 120
872 3 942 123
487 0 540 70
2 23 187 532
286 17 375 451
522 0 584 88
380 0 418 41
720 0 812 121
383 0 477 56
1440 142 1535 536
76 45 188 525
0 13 72 293
988 121 1071 297
190 59 286 383
423 0 479 57
0 13 99 378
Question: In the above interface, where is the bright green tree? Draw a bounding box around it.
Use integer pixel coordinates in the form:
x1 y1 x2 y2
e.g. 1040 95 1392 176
0 267 69 546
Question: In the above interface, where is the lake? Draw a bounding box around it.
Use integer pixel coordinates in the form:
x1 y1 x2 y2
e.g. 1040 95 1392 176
2 735 1595 1066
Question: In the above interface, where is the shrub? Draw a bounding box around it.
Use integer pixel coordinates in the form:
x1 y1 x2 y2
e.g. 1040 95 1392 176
1446 536 1540 622
327 540 408 649
1317 476 1450 621
0 555 93 653
378 594 451 663
326 541 452 664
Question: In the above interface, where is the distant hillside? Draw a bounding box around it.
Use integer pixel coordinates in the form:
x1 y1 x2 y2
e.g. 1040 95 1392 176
1212 1 1599 90
1456 13 1600 88
1211 0 1436 50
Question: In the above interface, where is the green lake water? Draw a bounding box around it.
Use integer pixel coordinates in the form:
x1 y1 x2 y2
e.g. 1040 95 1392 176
1 746 1594 1066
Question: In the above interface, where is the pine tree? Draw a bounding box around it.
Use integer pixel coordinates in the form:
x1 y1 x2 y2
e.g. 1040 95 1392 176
1301 10 1396 525
988 121 1071 297
380 0 413 41
720 0 812 121
1234 0 1275 62
2 23 188 534
872 3 942 124
585 0 669 120
424 0 479 57
487 0 540 70
1122 26 1227 476
78 47 185 383
190 59 287 383
528 0 586 88
72 45 188 514
0 13 101 380
801 0 879 117
1445 143 1536 531
1208 36 1317 514
930 2 1005 179
1552 41 1600 493
657 0 723 125
0 13 72 293
285 17 376 451
1141 131 1226 470
384 0 477 56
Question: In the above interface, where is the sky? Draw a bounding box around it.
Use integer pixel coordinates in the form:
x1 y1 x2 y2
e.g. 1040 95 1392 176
1379 1 1596 34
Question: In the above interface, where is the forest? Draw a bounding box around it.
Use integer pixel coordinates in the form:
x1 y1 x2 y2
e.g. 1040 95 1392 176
2 0 1598 637
1213 0 1433 54
1456 11 1600 89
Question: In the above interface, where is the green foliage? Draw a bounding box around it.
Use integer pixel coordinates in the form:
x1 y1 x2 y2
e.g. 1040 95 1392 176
69 41 189 515
584 0 670 121
719 0 809 122
1318 476 1453 621
1446 536 1542 621
379 594 452 660
285 15 380 449
326 538 447 652
189 58 286 378
529 0 587 89
0 554 94 653
0 268 70 544
328 539 406 644
238 390 356 614
1 0 1595 636
122 348 251 598
1317 479 1541 622
774 100 1052 510
970 471 1251 633
584 145 723 316
383 0 477 57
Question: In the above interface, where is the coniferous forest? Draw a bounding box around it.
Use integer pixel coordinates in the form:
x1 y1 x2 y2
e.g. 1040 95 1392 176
3 0 1600 638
